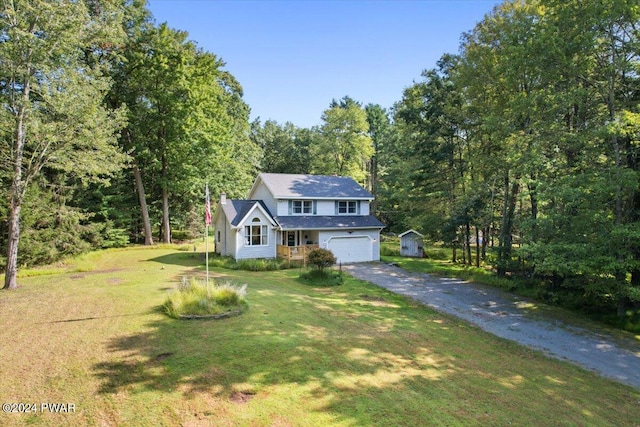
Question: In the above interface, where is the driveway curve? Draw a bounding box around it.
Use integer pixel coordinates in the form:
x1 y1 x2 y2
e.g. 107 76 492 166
343 262 640 390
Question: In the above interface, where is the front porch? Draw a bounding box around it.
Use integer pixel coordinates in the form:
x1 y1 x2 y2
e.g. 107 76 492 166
276 230 320 265
276 244 319 265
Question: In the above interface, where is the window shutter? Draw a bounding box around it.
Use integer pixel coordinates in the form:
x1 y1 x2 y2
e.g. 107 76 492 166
335 201 339 215
288 200 292 215
357 201 361 214
313 201 317 215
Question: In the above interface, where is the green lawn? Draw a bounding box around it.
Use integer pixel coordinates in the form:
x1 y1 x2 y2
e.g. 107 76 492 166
1 245 639 426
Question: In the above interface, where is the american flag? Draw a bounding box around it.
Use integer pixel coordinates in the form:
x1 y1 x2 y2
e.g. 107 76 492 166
205 185 211 226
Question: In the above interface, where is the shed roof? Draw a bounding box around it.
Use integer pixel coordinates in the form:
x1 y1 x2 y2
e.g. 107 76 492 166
399 229 424 238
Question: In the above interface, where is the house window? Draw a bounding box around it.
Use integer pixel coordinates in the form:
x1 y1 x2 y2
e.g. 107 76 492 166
337 201 359 214
245 217 268 246
292 200 313 214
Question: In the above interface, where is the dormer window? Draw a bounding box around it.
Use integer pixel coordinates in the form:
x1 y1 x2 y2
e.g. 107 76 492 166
337 201 360 214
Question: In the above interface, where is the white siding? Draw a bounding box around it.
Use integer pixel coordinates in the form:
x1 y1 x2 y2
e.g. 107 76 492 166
214 210 235 257
276 199 289 216
235 207 277 259
249 182 277 215
235 227 276 259
274 199 372 216
316 200 335 215
214 215 224 256
360 202 370 215
227 229 237 258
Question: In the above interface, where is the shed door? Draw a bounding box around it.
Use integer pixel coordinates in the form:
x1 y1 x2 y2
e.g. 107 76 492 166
327 236 371 263
407 237 420 256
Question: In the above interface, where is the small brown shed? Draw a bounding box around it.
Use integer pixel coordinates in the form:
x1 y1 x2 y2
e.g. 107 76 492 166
399 229 424 258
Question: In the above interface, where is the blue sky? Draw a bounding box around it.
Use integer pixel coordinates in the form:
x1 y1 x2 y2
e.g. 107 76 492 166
147 0 502 128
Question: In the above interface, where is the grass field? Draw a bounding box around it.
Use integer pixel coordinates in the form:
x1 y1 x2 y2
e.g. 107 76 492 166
1 245 639 426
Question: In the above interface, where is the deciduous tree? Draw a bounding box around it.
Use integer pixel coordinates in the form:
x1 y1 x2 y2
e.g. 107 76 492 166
0 0 128 289
312 96 374 184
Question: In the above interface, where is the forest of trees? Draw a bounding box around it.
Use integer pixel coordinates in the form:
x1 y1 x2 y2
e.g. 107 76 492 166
1 0 639 321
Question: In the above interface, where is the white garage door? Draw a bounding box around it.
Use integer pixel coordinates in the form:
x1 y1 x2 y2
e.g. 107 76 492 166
327 236 372 263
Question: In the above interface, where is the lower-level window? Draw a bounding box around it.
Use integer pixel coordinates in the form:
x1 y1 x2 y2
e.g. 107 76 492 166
245 224 268 246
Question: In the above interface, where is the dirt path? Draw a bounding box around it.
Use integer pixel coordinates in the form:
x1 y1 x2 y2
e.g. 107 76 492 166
343 262 640 390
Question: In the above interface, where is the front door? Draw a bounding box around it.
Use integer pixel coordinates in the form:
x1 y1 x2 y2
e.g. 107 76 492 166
287 231 296 246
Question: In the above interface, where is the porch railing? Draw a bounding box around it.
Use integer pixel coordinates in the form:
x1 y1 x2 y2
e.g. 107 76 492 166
277 244 319 265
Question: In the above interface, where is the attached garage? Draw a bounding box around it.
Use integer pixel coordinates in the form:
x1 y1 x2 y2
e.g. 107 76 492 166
327 236 372 263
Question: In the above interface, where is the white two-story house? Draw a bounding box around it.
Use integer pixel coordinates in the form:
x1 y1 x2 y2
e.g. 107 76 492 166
212 173 385 263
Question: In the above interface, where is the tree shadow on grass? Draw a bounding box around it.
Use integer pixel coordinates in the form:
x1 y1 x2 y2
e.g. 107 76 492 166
146 251 207 268
92 280 461 424
91 274 638 426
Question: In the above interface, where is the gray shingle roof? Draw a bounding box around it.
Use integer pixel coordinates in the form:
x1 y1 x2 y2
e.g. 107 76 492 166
275 215 385 230
220 200 274 227
257 173 373 199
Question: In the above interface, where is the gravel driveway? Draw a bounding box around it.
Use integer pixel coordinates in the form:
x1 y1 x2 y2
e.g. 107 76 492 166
343 262 640 390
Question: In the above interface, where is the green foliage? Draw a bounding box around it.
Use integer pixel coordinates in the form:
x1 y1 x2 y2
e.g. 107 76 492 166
311 96 374 183
0 180 129 270
424 248 449 261
376 0 640 319
171 230 195 241
298 268 344 286
251 119 313 174
380 244 400 257
163 277 248 318
207 255 286 271
307 248 337 272
1 0 128 287
110 19 257 245
100 227 130 249
235 258 285 271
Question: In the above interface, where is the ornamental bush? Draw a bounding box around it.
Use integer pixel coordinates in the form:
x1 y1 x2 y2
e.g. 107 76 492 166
307 248 336 272
163 277 248 319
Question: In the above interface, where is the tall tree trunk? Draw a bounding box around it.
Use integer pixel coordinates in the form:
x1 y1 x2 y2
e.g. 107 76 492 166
4 196 21 290
627 139 640 289
475 226 481 268
482 226 488 259
369 154 377 214
497 174 510 276
465 222 472 266
133 164 153 245
4 76 29 290
160 151 171 244
162 187 171 244
528 180 538 244
497 172 520 277
613 131 626 318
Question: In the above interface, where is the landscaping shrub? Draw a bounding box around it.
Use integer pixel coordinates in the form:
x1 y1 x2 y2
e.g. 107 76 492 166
236 258 284 271
163 277 248 318
207 255 287 271
307 248 336 272
299 268 344 286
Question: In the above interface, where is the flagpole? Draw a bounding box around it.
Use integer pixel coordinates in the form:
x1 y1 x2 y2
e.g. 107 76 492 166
205 183 210 292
